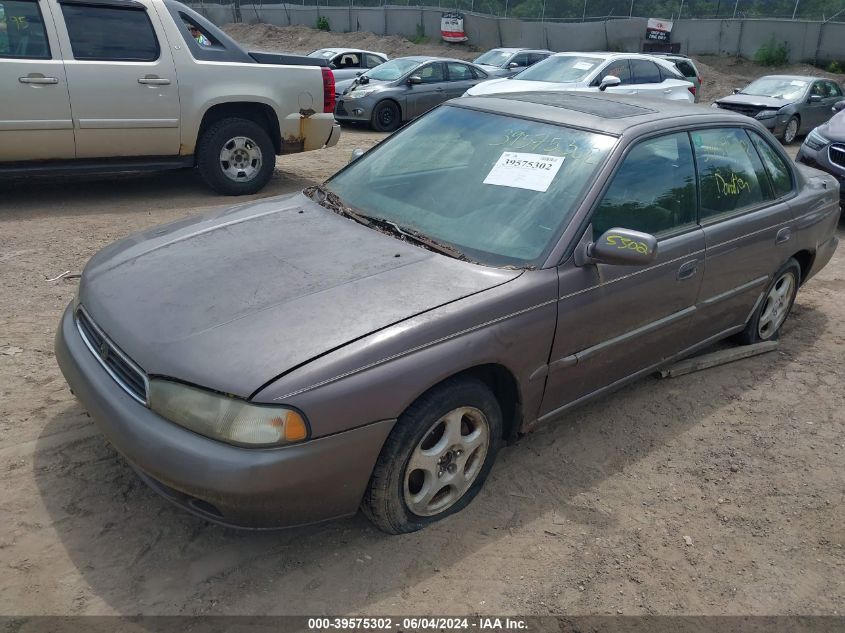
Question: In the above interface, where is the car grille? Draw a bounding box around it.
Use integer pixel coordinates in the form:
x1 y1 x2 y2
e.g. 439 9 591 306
716 102 762 118
829 144 845 169
75 307 148 405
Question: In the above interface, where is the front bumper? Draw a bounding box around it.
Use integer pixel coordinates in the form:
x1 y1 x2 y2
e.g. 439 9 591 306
334 98 374 123
797 144 845 201
55 304 394 529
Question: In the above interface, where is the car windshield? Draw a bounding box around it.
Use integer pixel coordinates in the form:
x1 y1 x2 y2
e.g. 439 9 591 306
474 50 512 67
308 49 336 58
325 106 616 267
741 77 808 100
514 55 603 83
365 58 421 81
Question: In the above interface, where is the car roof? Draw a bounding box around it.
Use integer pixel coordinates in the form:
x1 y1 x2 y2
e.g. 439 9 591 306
314 48 385 56
453 91 751 136
485 47 552 53
550 51 674 60
756 74 820 82
398 55 478 63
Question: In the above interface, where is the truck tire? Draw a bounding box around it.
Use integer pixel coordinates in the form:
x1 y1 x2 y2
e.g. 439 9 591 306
197 118 275 195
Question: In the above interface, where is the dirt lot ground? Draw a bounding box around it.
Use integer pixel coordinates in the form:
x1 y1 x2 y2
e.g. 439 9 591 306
1 27 844 617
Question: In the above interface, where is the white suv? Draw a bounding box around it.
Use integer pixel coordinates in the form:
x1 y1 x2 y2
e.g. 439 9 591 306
465 52 695 102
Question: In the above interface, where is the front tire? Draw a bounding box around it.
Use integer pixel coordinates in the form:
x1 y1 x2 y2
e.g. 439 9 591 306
781 116 800 145
736 258 800 344
362 377 503 534
196 117 275 195
371 100 401 133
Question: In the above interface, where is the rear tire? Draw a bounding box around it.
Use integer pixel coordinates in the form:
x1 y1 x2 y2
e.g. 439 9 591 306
362 377 503 534
196 117 275 196
735 258 800 345
371 100 401 133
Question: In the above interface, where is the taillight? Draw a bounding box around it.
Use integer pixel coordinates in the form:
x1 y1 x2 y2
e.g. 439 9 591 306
321 67 335 113
688 85 696 96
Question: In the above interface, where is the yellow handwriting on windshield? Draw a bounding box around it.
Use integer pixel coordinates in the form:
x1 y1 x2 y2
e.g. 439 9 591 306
715 171 750 197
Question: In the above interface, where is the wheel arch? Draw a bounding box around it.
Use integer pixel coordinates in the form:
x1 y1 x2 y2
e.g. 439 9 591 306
404 363 523 444
790 248 814 285
196 102 282 157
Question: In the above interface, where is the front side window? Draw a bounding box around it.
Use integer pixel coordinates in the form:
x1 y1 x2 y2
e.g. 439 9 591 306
692 128 772 220
0 0 50 59
417 62 444 83
511 53 530 67
327 106 616 267
592 132 697 238
748 130 794 198
60 4 158 61
599 59 632 85
528 52 548 65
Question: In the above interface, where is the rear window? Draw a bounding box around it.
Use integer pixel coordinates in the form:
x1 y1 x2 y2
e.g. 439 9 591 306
631 59 661 84
60 4 159 61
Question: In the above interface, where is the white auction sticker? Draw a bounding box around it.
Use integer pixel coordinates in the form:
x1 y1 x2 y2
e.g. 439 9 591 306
573 61 595 71
483 152 565 192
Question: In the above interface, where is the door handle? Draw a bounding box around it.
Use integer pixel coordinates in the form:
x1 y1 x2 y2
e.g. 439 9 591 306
138 77 171 85
663 88 672 94
19 75 58 85
776 227 791 244
677 260 699 280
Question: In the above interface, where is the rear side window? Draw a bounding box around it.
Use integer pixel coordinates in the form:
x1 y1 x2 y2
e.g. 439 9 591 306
676 60 697 78
0 0 50 59
364 53 383 68
592 132 697 237
692 128 773 220
630 59 662 84
60 4 159 61
446 62 473 81
748 130 794 198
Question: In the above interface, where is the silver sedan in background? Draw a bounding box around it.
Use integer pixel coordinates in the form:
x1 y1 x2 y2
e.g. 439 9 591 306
472 47 553 77
334 56 490 131
308 48 389 82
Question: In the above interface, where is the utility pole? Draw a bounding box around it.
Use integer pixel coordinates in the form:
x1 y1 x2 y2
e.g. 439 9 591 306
732 0 739 19
792 0 800 20
582 0 587 22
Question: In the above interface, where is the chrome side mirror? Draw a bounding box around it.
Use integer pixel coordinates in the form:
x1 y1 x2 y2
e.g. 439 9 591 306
599 75 622 91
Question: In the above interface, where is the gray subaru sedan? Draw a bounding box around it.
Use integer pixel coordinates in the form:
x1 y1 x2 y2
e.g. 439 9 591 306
56 93 840 534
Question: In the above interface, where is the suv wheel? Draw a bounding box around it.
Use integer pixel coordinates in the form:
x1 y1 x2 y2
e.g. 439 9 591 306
197 118 275 195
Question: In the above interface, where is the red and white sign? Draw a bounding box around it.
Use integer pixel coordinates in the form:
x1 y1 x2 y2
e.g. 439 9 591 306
441 12 468 43
646 18 673 42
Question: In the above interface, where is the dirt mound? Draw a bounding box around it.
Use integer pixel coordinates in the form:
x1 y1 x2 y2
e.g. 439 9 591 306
223 23 478 61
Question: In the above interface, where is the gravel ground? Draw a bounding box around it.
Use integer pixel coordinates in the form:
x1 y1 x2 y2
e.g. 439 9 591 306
0 27 843 616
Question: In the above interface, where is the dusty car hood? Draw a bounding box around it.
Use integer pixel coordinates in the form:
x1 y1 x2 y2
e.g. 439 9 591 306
78 193 519 398
716 94 791 108
336 76 389 95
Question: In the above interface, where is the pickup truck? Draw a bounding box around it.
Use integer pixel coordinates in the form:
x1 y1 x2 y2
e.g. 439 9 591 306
0 0 340 194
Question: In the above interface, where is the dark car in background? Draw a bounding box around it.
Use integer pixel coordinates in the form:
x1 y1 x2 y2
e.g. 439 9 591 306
714 75 843 143
472 47 553 77
334 56 488 131
797 104 845 202
56 93 839 535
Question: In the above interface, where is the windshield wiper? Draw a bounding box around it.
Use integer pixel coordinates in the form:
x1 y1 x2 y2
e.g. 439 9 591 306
305 185 468 261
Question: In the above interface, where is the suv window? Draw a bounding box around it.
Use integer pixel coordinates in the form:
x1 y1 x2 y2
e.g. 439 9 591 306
675 60 697 78
364 53 383 68
748 130 794 198
60 4 159 61
592 132 697 237
630 59 662 84
446 62 473 81
598 59 632 85
0 0 50 59
692 128 772 220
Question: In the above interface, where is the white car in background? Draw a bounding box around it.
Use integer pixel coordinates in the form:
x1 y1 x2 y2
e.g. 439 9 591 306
465 52 695 102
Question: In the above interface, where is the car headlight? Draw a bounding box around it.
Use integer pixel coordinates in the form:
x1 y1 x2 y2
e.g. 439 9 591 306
148 379 309 447
346 89 377 100
804 128 829 151
755 109 780 119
